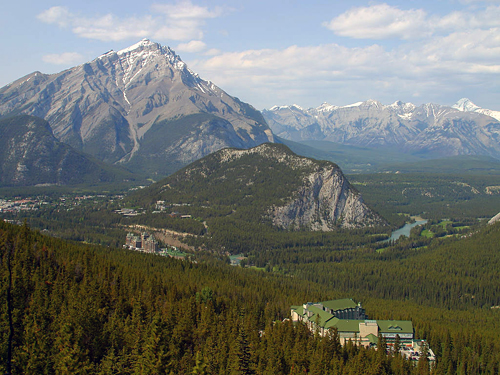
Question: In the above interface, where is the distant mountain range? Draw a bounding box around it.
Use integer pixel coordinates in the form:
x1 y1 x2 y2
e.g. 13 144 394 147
263 98 500 160
0 39 274 178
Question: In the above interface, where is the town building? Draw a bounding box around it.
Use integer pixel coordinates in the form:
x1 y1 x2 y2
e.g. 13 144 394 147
125 232 142 249
125 232 159 253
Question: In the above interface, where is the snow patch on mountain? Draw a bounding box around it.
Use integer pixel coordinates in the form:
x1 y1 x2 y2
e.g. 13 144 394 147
316 103 339 112
453 98 481 112
117 39 157 54
453 98 500 122
342 101 364 108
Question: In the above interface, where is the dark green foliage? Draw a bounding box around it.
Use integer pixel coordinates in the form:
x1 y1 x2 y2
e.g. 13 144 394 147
284 224 500 309
124 144 386 254
130 143 328 210
378 154 500 175
2 136 500 374
0 220 430 374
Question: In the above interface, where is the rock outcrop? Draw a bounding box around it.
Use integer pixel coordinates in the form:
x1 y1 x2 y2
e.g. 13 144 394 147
269 165 380 230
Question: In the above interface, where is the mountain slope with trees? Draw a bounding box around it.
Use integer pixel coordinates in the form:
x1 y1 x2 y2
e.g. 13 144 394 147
0 115 137 187
1 220 428 374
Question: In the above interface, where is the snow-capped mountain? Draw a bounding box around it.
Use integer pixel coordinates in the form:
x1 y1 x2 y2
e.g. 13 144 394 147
0 39 274 176
453 98 500 122
262 99 500 159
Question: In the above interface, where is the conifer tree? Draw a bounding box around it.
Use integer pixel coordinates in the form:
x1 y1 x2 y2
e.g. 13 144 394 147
191 351 208 375
53 323 94 374
228 319 254 375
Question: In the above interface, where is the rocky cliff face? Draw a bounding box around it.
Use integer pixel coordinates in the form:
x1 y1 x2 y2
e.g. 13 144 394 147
263 99 500 159
269 166 379 230
0 40 274 176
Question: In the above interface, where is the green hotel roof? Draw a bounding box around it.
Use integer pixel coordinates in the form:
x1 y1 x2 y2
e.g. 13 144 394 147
291 300 413 335
320 298 358 311
378 320 413 334
328 319 363 332
306 305 337 326
324 319 413 334
365 333 379 344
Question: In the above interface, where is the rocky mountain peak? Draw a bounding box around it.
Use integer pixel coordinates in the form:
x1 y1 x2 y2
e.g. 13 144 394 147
117 39 160 54
316 102 339 112
361 99 383 109
453 98 480 112
451 98 500 121
0 40 275 177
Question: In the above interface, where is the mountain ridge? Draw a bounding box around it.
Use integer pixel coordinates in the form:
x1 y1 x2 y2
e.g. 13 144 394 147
0 115 137 187
262 98 500 159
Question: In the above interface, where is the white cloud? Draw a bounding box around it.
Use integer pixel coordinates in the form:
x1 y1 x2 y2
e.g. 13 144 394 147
323 4 430 40
37 6 72 27
37 1 225 42
190 32 500 108
324 3 500 41
435 5 500 30
458 0 500 3
176 40 207 53
204 48 221 56
42 52 84 65
152 1 223 20
34 2 500 109
71 15 154 41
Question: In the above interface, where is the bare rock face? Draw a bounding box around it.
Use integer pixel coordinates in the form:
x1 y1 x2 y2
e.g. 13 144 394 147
0 40 274 176
267 153 382 230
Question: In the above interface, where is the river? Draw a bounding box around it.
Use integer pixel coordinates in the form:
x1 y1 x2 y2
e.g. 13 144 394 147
383 218 428 243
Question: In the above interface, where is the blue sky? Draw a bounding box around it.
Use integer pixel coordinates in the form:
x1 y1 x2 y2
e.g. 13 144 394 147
3 0 500 110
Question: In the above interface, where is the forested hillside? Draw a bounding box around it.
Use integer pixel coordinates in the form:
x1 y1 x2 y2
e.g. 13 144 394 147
0 220 428 374
2 220 500 373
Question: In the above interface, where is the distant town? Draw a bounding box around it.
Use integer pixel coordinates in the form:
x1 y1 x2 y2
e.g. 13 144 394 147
0 194 125 214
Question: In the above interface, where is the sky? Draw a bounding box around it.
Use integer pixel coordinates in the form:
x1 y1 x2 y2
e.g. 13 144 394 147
3 0 500 110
